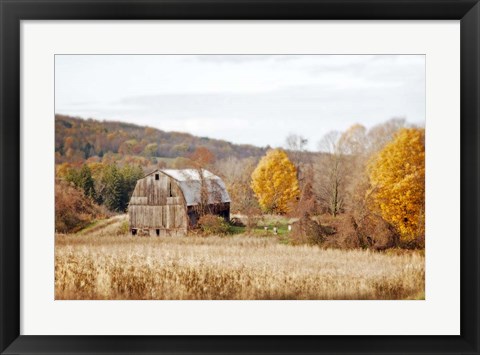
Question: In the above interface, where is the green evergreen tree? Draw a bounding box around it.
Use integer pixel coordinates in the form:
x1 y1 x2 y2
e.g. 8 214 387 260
65 168 81 188
119 164 143 211
79 164 96 200
102 164 124 212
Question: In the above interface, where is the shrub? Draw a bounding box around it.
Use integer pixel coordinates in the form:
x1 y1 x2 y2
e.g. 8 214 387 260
116 220 130 236
318 215 364 249
55 179 103 233
319 214 400 250
198 214 230 236
355 214 399 250
290 216 328 245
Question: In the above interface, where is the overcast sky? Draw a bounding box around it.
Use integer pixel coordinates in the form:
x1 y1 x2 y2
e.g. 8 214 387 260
55 55 425 150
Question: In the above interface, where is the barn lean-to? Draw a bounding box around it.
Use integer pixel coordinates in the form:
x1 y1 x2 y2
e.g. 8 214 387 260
128 169 230 236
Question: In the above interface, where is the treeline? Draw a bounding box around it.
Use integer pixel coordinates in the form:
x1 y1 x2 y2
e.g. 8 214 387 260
214 118 425 249
55 114 267 165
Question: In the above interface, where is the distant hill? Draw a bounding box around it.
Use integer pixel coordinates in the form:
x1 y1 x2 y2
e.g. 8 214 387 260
55 115 268 165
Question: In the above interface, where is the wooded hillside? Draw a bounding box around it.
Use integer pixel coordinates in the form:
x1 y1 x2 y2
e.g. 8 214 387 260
55 114 267 165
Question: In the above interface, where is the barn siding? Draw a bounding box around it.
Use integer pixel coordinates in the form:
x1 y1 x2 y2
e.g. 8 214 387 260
129 172 188 235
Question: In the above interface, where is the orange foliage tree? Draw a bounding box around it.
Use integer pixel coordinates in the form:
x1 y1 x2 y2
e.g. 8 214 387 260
251 149 299 214
368 128 425 242
188 146 216 168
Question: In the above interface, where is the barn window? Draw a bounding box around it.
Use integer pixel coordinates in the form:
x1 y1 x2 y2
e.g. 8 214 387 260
155 174 159 180
156 229 160 236
169 182 172 197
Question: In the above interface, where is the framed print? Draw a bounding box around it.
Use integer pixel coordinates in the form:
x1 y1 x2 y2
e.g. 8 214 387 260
1 0 479 354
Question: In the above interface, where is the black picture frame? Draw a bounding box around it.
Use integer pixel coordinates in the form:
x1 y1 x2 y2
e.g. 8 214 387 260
1 1 479 354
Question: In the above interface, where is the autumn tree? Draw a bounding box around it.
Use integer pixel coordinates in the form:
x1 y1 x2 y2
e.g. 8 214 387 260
56 162 74 179
216 157 261 228
366 118 406 154
314 120 407 219
188 146 216 168
368 128 425 242
143 143 158 157
55 179 103 233
338 124 367 156
216 157 255 211
251 149 299 214
339 120 406 219
338 124 369 218
315 131 345 217
291 166 317 218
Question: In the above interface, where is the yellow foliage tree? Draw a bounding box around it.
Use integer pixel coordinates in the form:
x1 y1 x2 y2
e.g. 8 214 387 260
368 128 425 242
251 149 299 214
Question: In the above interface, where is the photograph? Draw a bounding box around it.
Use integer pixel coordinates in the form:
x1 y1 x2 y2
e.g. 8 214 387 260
54 54 425 300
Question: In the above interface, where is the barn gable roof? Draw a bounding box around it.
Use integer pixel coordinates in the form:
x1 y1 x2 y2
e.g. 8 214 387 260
148 169 231 206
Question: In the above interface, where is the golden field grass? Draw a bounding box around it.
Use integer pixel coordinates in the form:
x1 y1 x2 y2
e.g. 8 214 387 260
55 217 425 300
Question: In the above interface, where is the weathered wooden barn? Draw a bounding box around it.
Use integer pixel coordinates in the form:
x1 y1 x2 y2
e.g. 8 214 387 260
128 169 230 236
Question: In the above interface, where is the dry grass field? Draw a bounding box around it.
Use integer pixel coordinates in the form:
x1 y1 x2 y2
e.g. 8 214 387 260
55 216 425 300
